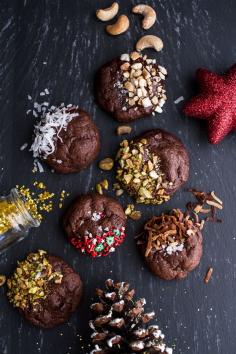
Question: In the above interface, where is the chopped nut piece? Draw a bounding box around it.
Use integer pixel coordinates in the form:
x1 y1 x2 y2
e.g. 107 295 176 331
96 184 103 195
120 53 130 61
116 189 124 197
0 275 6 287
131 62 143 70
117 125 132 135
100 179 109 190
124 81 135 92
142 97 152 107
130 51 141 60
158 65 167 75
129 210 142 221
125 204 134 216
120 62 130 71
99 158 114 171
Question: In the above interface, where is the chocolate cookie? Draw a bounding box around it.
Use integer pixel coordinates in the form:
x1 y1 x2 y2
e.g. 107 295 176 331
96 51 167 122
63 193 126 257
116 129 189 205
138 209 203 280
7 250 83 328
31 106 100 173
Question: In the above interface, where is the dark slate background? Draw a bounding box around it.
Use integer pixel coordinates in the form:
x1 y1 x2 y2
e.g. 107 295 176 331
0 0 236 353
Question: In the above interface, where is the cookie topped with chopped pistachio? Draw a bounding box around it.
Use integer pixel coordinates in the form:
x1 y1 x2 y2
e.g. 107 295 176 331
116 129 189 205
96 52 167 122
7 250 83 328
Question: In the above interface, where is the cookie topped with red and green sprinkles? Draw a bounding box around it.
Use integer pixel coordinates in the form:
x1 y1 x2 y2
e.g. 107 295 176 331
63 193 126 257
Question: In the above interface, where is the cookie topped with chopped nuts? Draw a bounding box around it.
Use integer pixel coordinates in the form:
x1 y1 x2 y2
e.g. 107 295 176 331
7 250 83 328
137 190 223 280
95 52 167 122
116 129 189 205
31 106 100 174
63 193 126 257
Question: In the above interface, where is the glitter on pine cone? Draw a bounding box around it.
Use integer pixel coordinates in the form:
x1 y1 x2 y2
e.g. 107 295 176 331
89 279 173 353
70 227 126 257
183 64 236 144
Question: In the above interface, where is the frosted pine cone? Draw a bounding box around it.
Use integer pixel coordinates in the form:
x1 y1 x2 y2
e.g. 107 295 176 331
89 279 172 353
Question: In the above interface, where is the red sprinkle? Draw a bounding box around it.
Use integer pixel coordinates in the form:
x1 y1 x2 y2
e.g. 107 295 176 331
70 226 126 257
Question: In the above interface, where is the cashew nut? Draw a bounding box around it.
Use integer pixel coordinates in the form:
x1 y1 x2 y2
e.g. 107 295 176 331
96 2 119 22
132 4 156 30
106 15 130 36
136 35 163 52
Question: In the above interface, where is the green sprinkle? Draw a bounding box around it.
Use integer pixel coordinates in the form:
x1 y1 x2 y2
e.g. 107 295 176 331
95 244 104 252
106 236 114 246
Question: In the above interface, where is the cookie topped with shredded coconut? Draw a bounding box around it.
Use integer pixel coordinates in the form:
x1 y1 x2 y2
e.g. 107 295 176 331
30 106 100 174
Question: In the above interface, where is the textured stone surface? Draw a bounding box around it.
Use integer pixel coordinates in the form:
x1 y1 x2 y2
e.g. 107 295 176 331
0 0 236 353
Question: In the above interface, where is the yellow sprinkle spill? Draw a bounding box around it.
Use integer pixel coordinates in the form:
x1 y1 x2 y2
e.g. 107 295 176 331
0 182 69 234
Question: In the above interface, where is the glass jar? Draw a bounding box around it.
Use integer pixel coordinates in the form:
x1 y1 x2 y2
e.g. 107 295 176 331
0 188 40 253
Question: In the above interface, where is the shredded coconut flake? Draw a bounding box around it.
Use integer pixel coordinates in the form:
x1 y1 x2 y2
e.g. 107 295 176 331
20 143 28 151
166 243 184 255
30 106 77 159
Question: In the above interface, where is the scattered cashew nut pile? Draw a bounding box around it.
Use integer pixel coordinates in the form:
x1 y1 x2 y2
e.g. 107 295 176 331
95 2 163 52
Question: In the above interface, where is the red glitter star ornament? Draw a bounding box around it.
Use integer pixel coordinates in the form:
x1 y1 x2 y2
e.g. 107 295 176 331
183 64 236 144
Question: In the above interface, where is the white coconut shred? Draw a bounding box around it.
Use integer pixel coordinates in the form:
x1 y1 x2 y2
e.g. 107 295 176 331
30 106 78 159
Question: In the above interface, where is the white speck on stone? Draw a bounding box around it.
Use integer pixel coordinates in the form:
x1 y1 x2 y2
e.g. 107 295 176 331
174 96 184 104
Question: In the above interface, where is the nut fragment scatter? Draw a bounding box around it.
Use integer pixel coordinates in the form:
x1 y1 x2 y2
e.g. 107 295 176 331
116 130 189 205
96 52 167 122
7 250 83 328
116 138 170 204
89 279 173 354
7 250 63 310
